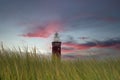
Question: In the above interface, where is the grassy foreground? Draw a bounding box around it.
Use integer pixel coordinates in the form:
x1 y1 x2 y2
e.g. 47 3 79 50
0 49 120 80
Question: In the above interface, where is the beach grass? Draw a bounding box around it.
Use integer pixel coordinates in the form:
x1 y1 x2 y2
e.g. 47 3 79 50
0 46 120 80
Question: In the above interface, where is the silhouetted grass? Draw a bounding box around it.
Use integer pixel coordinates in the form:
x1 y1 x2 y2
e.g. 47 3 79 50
0 46 120 80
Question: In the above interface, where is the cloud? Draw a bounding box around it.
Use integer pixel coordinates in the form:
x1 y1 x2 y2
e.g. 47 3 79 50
19 13 120 37
96 38 120 48
62 49 120 60
20 21 62 38
97 17 120 23
64 13 120 28
79 37 89 40
63 41 96 50
61 47 75 54
62 55 76 59
63 37 120 51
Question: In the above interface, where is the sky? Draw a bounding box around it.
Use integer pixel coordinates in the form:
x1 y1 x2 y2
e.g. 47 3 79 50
0 0 120 59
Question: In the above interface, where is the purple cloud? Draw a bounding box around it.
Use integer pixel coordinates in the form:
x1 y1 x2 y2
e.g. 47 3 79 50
63 37 120 52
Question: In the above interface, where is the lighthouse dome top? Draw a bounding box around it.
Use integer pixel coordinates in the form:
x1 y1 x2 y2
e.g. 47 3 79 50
53 32 61 42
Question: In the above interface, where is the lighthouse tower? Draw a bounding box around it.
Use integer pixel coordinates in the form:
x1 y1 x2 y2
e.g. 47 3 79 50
52 32 61 59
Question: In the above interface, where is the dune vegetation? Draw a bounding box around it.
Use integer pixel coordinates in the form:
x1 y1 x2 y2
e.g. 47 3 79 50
0 46 120 80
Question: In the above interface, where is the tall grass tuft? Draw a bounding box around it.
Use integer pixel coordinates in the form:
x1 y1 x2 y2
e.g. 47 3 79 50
0 45 120 80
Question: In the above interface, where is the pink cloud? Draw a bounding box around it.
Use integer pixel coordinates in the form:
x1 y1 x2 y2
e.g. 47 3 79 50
20 21 62 38
63 42 92 50
61 47 76 54
63 38 120 51
111 44 120 50
62 49 75 54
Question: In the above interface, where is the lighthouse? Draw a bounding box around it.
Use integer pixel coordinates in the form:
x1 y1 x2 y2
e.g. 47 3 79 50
52 32 61 59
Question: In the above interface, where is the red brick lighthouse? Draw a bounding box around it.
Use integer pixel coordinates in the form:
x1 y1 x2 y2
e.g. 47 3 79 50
52 32 61 59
